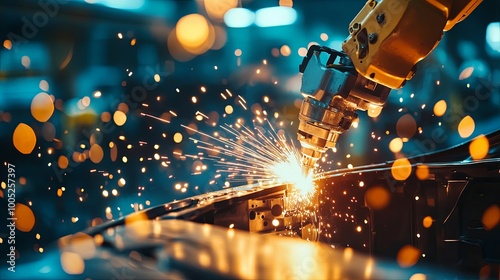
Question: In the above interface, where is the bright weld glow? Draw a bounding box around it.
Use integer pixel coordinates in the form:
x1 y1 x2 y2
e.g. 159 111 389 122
255 7 297 27
270 158 315 194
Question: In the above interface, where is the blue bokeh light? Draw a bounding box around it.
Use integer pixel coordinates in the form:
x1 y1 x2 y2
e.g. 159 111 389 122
224 8 255 28
255 7 297 27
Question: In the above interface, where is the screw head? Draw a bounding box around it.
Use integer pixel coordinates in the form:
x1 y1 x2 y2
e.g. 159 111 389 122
376 13 385 24
368 33 378 44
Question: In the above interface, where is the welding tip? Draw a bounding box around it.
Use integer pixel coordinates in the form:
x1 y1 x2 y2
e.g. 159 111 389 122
301 164 314 178
300 152 318 178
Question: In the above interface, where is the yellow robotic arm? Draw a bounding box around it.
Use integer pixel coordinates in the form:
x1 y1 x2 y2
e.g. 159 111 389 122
343 0 483 89
298 0 483 176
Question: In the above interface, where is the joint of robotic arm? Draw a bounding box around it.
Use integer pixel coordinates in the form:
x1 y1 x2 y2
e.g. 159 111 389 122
297 45 391 175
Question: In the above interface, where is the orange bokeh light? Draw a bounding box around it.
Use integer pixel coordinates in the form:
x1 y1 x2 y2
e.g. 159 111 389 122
415 165 429 180
364 186 391 210
433 100 447 117
14 203 35 232
58 155 69 169
469 134 489 160
113 111 127 126
422 216 433 228
391 158 412 181
389 137 403 153
89 144 104 164
397 245 421 268
13 123 37 154
31 92 54 122
204 0 238 21
60 251 85 275
458 115 475 138
482 204 500 230
176 14 215 55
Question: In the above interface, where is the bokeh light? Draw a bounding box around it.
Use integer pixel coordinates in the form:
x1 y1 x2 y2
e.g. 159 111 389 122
280 45 291 56
279 0 293 7
433 100 447 117
458 66 474 80
41 122 56 142
60 251 85 275
396 114 417 139
58 155 69 169
21 56 31 68
124 212 150 237
367 105 382 118
391 158 412 181
211 25 227 50
397 245 421 268
364 186 391 210
415 165 429 180
458 115 475 138
409 273 427 280
66 233 96 259
298 47 307 56
423 216 433 228
481 204 499 230
113 111 127 126
225 105 234 114
90 144 104 163
176 14 215 55
31 92 54 122
13 123 37 154
389 137 403 153
3 39 12 50
204 0 238 21
168 27 196 62
469 134 489 160
101 112 111 122
173 132 183 143
39 80 49 91
118 178 126 187
14 203 35 232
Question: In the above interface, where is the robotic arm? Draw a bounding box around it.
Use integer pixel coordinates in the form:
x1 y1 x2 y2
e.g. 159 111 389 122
298 0 483 176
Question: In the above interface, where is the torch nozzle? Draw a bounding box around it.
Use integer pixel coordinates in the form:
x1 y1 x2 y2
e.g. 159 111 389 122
299 146 323 178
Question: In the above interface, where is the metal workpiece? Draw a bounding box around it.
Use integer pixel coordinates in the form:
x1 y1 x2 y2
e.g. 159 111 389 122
85 183 319 239
18 219 457 280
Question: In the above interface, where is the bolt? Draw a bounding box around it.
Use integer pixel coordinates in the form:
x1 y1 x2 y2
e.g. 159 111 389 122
368 33 378 44
376 13 385 24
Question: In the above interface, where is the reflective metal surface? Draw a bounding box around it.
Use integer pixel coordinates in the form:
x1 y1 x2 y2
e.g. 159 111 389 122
10 218 460 280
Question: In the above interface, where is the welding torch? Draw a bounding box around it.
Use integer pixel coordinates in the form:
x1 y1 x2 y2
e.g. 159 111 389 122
297 0 482 176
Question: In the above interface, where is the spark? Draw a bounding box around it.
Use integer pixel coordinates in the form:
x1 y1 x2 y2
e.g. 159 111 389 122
238 100 247 110
195 111 209 119
140 113 170 124
182 119 315 194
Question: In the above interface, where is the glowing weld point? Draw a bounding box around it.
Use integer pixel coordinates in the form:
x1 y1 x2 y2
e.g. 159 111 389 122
270 157 315 194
